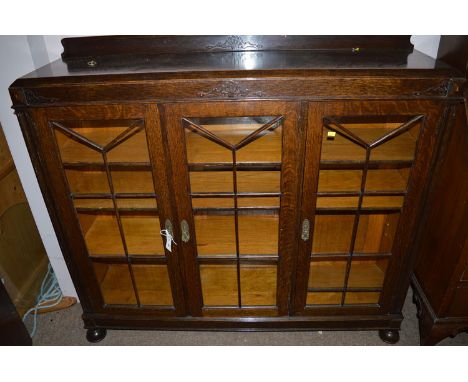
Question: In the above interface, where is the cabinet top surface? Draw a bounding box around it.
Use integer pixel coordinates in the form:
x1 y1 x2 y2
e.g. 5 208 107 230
13 36 462 86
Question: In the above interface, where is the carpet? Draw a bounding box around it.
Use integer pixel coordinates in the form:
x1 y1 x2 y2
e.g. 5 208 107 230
31 290 468 345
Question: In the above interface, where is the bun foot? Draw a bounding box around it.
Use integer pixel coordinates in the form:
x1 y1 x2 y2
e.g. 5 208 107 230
379 329 400 344
86 328 107 343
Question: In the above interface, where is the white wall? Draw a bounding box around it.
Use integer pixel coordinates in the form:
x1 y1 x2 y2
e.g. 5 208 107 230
0 34 442 301
0 36 77 297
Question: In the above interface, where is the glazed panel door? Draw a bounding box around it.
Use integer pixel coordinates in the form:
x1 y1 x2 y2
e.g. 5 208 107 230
292 100 445 315
32 105 186 315
164 101 303 316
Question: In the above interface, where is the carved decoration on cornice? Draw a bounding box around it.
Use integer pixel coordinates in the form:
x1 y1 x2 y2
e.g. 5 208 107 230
24 89 59 105
206 36 263 51
413 80 452 97
198 81 263 98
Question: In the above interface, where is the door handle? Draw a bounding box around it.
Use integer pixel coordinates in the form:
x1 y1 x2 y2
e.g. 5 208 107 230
181 220 190 243
301 219 310 241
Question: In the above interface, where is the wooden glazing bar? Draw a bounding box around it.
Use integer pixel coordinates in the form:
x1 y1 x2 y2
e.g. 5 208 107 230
190 192 281 198
319 160 414 170
76 207 158 214
369 115 424 149
232 150 242 308
188 162 282 171
51 121 103 152
192 208 280 216
323 118 368 148
315 207 402 214
197 257 278 265
310 252 392 260
183 117 233 150
63 162 151 170
316 190 406 197
129 255 168 264
235 116 283 150
72 192 156 199
341 148 371 305
308 287 383 293
103 121 144 152
102 151 141 307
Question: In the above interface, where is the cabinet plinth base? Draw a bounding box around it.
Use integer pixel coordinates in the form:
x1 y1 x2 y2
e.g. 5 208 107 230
378 329 400 344
412 275 468 345
86 328 107 343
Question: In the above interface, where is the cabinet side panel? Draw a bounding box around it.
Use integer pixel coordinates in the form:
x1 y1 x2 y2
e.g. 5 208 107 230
414 102 468 315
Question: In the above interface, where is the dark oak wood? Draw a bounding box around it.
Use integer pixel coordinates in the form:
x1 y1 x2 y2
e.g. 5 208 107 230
61 36 414 62
0 279 32 346
8 36 466 343
412 101 468 345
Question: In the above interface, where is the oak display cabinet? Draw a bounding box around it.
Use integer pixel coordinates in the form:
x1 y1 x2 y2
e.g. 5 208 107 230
9 36 466 343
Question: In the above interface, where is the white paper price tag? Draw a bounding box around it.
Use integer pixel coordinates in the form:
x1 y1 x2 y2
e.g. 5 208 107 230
160 229 176 252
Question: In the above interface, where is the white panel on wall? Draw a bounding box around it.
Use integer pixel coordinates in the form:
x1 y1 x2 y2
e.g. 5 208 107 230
411 35 441 59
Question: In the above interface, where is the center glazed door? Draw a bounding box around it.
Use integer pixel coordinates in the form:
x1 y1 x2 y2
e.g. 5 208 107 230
164 101 303 316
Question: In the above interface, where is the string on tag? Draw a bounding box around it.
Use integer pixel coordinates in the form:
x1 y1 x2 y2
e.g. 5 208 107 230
160 229 176 252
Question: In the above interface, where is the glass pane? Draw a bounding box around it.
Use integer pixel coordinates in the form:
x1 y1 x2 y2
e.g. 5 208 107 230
111 169 154 194
361 196 405 209
54 128 103 164
321 126 366 163
312 215 354 254
308 260 347 288
190 172 233 193
240 264 277 306
316 196 359 209
53 119 147 164
365 168 410 192
370 124 421 162
348 259 389 288
238 215 279 255
74 198 114 210
318 170 362 192
66 169 109 194
237 171 280 193
192 198 234 209
185 130 232 163
200 264 238 306
306 292 342 305
116 198 157 209
106 128 150 163
354 214 400 254
132 265 173 306
92 262 136 305
78 213 124 256
194 215 236 256
237 197 280 208
121 215 164 255
323 116 421 164
344 292 380 304
236 125 282 163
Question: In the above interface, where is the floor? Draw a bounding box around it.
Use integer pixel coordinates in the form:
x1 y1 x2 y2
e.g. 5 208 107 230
31 291 468 345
